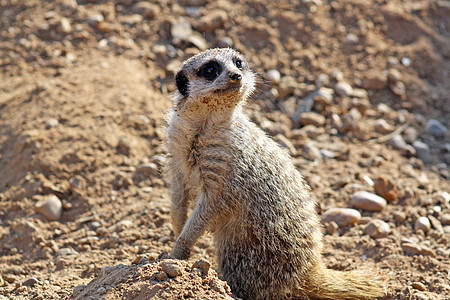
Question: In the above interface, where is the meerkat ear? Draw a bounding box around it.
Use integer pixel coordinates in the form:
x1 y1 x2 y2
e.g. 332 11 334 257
175 70 189 97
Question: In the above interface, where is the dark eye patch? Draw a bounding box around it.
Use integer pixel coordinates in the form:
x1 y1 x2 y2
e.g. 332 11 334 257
197 61 222 81
176 70 189 97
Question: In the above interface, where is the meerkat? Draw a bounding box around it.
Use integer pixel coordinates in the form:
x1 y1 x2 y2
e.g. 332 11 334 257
166 48 385 300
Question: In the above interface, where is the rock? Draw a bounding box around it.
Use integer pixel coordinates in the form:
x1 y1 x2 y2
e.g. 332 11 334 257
320 149 335 159
217 36 233 48
387 69 402 82
191 259 210 275
300 112 326 127
273 134 297 156
160 261 182 278
34 194 63 221
389 81 406 97
363 219 390 239
401 243 435 257
361 73 387 90
22 277 40 287
428 215 443 233
59 17 72 34
374 176 399 202
45 118 59 128
171 18 207 50
334 81 353 97
313 88 334 112
260 120 290 137
389 135 408 150
413 140 430 163
351 191 387 212
393 211 406 223
346 33 359 43
415 216 431 232
315 74 329 86
196 10 228 33
135 163 158 176
132 2 161 18
441 214 450 226
322 208 361 226
411 282 427 291
374 119 394 134
325 221 339 235
265 70 281 83
331 70 344 81
403 127 418 143
426 119 446 137
301 141 321 161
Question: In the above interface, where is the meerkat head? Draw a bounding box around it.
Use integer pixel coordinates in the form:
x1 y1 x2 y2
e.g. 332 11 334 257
173 48 256 114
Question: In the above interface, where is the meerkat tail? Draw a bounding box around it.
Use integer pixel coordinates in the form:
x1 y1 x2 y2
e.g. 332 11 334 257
300 264 386 300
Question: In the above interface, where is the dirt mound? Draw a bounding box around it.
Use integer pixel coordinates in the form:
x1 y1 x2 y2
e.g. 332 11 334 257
0 0 449 299
70 256 232 300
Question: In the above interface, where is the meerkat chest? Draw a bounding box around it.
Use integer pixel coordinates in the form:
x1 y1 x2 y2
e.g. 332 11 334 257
168 120 236 188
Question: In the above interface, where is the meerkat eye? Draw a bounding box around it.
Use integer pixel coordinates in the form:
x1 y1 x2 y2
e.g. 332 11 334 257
198 61 222 81
234 59 243 70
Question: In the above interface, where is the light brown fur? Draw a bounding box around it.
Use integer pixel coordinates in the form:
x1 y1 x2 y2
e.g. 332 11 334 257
166 48 385 300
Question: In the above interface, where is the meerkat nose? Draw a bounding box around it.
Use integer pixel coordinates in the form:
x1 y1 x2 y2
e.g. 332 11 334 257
229 72 242 82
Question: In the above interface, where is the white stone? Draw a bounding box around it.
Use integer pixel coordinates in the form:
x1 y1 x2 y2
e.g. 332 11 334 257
34 195 62 221
322 208 361 226
415 217 431 232
351 191 387 212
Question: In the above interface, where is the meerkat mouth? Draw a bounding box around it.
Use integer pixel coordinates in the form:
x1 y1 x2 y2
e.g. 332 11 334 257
214 85 241 94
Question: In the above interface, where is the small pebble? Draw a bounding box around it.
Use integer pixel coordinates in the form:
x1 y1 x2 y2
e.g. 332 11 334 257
363 219 390 239
415 216 431 232
191 259 211 275
345 33 359 43
361 73 387 90
393 211 406 223
389 135 408 150
274 134 297 156
374 176 399 202
132 2 161 18
402 243 435 257
387 69 402 82
412 140 430 163
334 82 353 97
135 163 158 175
441 214 450 226
351 191 387 212
411 282 427 291
374 119 394 134
160 261 182 278
22 277 40 287
322 208 361 226
325 221 339 235
45 118 59 128
217 36 233 48
401 57 411 67
331 70 344 81
155 271 168 281
301 142 321 161
403 127 418 143
34 194 63 221
300 112 326 127
426 119 447 137
427 215 443 233
265 69 281 83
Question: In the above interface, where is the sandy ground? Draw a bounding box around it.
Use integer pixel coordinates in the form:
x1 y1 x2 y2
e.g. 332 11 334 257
0 0 449 299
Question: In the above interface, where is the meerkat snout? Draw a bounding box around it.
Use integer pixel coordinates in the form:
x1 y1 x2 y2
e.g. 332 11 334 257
228 72 242 82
